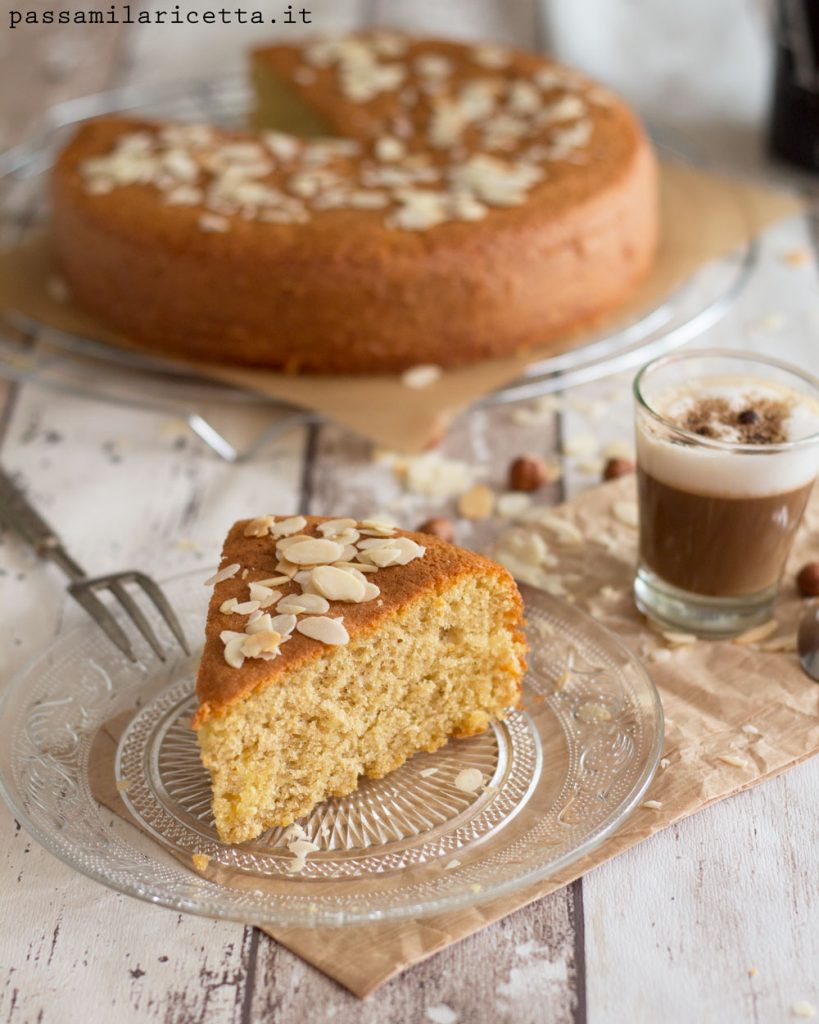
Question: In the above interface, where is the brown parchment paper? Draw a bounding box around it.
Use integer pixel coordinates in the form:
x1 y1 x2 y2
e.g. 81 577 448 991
89 476 819 999
0 163 803 453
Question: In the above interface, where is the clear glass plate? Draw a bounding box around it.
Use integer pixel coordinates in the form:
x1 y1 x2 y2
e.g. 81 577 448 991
0 569 663 927
0 75 756 456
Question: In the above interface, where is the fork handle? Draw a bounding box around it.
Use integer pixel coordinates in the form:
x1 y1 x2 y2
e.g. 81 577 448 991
0 466 85 578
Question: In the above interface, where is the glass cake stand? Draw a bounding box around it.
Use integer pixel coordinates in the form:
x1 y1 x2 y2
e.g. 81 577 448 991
0 75 757 460
0 569 663 928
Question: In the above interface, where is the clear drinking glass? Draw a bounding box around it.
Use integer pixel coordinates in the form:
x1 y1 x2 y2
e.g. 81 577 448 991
633 349 819 636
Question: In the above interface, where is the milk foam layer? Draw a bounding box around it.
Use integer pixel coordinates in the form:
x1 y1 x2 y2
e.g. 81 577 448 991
638 377 819 497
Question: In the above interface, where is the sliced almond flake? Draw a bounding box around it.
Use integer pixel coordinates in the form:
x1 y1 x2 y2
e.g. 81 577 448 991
659 758 671 770
562 433 598 458
285 836 320 873
444 859 461 870
742 724 762 736
296 616 350 645
284 538 345 565
602 439 635 461
612 501 639 528
357 544 401 567
791 1001 817 1019
419 767 439 778
375 135 406 162
641 800 663 810
649 648 672 664
205 563 240 586
717 754 750 769
458 484 495 521
661 630 698 646
454 768 484 793
312 565 367 602
275 534 311 551
577 701 613 723
577 458 604 476
267 613 298 636
276 559 299 578
553 670 571 692
198 213 230 233
241 630 283 657
277 593 330 615
232 600 261 615
361 581 381 601
318 518 357 536
270 515 308 538
522 510 584 544
472 44 510 69
333 560 380 574
758 634 797 653
255 575 292 587
732 619 779 646
241 569 250 579
357 537 397 551
244 516 276 538
220 629 246 644
220 598 239 614
358 518 399 532
245 613 273 635
496 492 533 519
542 575 568 597
401 364 442 389
248 582 281 608
223 636 246 668
246 609 263 626
357 536 425 567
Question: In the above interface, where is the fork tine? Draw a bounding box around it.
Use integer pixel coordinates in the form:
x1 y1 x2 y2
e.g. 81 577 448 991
68 584 136 662
132 573 190 655
107 580 166 662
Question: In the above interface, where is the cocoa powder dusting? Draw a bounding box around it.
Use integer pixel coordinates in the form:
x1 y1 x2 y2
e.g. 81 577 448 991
678 396 790 444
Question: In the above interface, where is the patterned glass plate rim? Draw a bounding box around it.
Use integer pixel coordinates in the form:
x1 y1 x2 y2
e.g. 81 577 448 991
0 568 664 928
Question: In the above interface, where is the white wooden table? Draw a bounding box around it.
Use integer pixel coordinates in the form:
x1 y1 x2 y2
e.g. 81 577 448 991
1 3 817 1021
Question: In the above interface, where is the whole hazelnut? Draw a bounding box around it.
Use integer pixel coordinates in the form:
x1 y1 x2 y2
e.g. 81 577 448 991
508 455 547 492
797 562 819 598
417 516 455 543
603 457 636 481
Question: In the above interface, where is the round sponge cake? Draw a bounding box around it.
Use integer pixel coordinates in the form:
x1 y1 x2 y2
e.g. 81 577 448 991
50 32 658 374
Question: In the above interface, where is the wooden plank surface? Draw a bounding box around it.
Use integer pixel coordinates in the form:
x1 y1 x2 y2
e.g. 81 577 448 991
1 2 818 1022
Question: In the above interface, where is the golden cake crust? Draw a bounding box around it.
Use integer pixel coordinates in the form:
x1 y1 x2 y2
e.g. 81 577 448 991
51 32 658 374
194 517 525 727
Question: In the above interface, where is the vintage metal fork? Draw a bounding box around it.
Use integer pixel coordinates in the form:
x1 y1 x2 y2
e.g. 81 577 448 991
0 466 189 662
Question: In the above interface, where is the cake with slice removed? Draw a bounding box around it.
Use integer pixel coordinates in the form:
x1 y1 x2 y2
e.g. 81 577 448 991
194 515 527 844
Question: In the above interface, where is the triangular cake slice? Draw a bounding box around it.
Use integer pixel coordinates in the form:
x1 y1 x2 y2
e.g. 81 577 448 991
194 515 527 844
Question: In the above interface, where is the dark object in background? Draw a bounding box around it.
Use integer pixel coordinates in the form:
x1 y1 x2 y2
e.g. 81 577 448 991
769 0 819 172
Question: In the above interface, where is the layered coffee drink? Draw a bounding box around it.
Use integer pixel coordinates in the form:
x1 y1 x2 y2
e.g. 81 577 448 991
633 352 819 635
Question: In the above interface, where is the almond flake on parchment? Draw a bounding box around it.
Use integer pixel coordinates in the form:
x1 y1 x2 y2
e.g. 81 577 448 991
401 364 443 389
612 501 639 528
457 484 495 521
562 433 598 458
732 620 779 646
717 754 749 769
